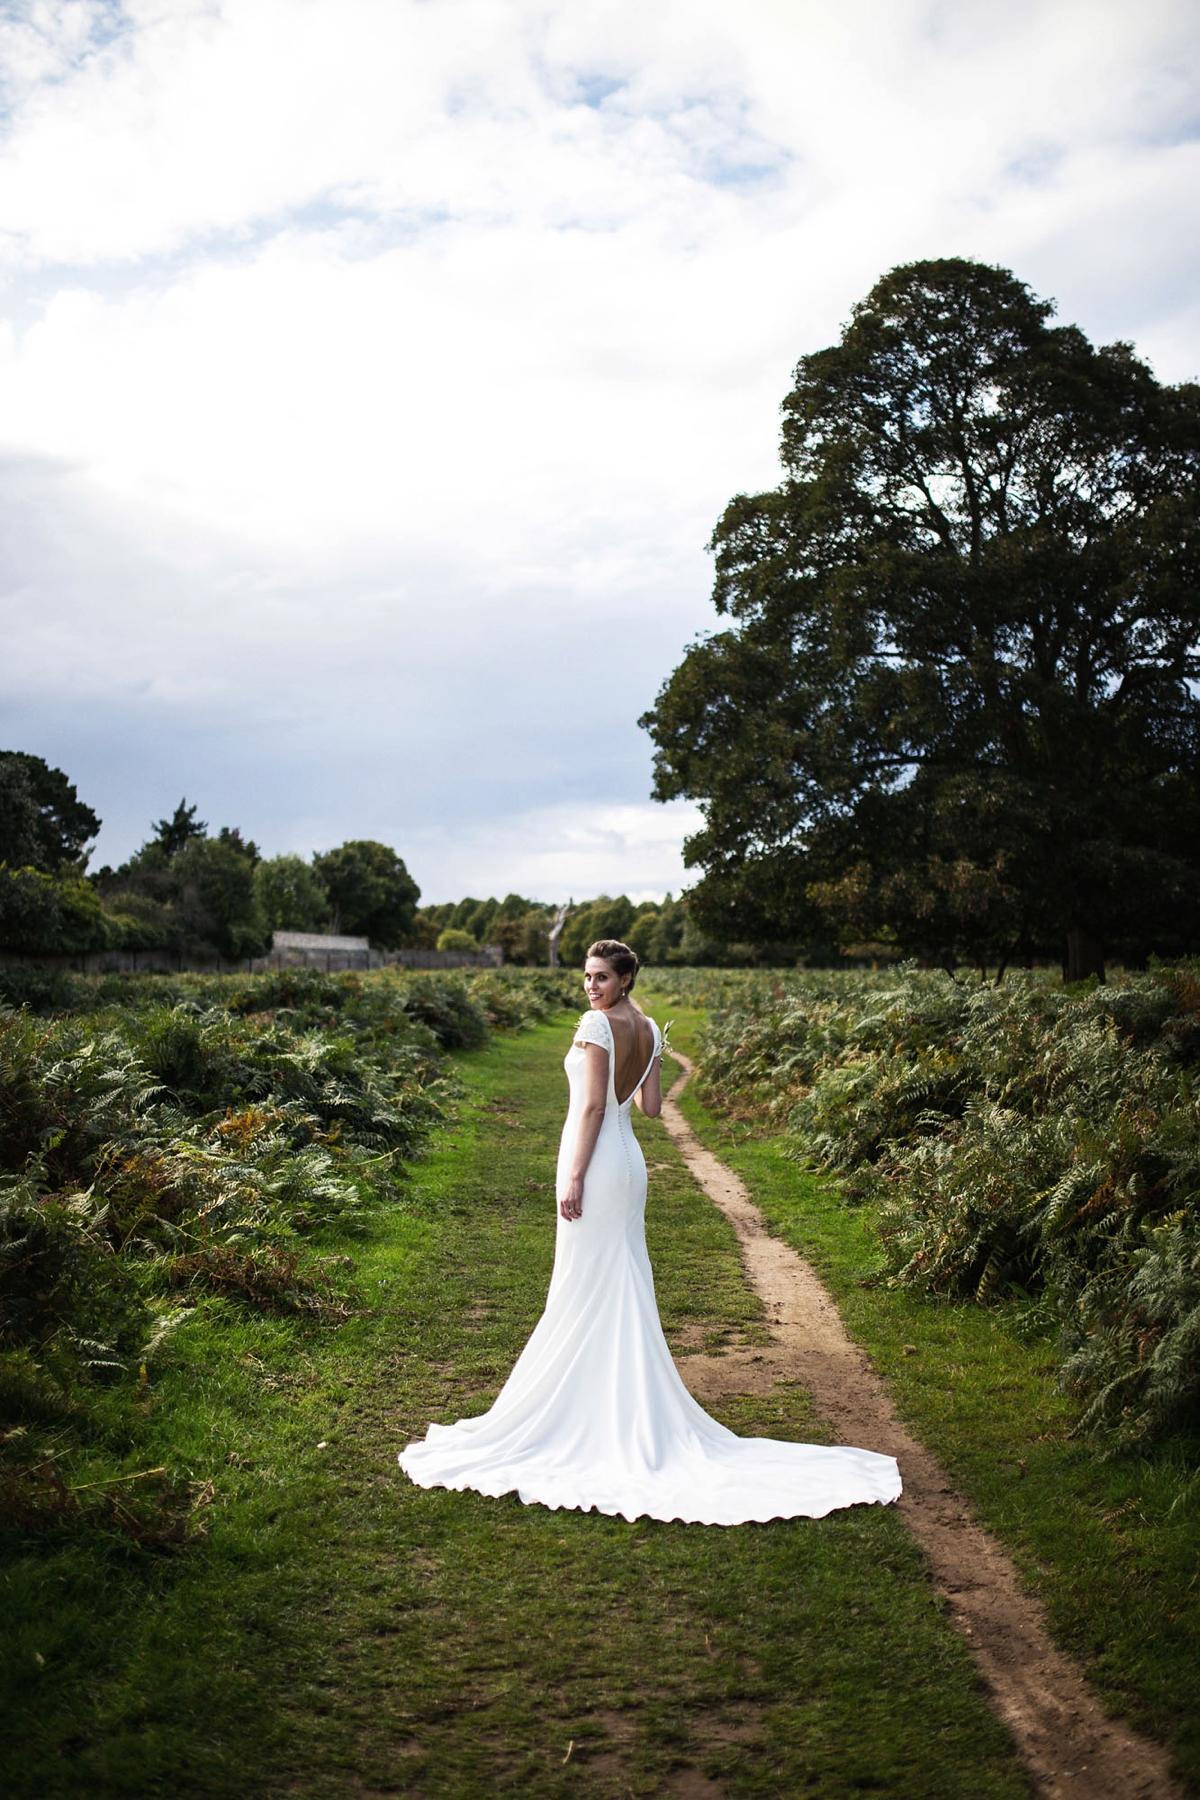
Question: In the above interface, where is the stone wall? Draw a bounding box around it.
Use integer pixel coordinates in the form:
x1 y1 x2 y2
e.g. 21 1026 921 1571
0 948 240 974
0 943 504 977
251 941 504 973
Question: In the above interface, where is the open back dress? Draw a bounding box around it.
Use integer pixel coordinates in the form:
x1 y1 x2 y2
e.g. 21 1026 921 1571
398 1008 901 1524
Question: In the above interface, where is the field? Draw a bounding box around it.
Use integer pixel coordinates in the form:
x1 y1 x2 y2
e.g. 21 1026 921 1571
1 973 1030 1797
1 963 1197 1794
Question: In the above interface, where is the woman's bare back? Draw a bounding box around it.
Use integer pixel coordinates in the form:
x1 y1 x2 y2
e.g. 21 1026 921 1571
608 1006 656 1104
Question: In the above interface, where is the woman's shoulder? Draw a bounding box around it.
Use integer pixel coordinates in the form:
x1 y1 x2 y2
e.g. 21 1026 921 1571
574 1008 613 1045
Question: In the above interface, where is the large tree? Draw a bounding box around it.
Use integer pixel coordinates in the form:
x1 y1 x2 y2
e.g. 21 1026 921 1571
313 840 420 948
641 259 1200 979
0 750 101 873
253 854 330 932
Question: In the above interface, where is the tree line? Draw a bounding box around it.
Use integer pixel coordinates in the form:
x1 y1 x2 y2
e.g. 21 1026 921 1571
418 893 698 965
0 761 421 962
0 757 743 968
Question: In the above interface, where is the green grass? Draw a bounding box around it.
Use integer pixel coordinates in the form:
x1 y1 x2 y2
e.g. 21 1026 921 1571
1 1015 1033 1798
644 996 1200 1793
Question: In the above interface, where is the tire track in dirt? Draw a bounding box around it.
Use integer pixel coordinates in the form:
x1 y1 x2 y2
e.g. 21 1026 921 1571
661 1053 1183 1800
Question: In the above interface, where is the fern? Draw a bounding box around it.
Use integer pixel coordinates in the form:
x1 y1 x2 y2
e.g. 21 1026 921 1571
670 962 1200 1444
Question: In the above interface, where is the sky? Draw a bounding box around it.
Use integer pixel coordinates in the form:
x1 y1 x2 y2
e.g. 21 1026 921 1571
2 0 1198 904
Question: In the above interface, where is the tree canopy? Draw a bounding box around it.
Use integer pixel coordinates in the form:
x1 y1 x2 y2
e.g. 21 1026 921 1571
313 840 420 949
254 854 330 933
0 750 101 873
641 259 1200 978
150 799 207 860
100 818 270 961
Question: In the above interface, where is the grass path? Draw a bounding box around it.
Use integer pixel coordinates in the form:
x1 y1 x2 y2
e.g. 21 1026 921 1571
5 1015 1034 1799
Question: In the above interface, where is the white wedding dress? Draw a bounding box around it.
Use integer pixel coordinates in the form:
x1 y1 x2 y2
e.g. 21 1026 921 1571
399 1009 901 1524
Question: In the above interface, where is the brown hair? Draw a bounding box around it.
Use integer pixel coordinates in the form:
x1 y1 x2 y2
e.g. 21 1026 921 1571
585 938 639 992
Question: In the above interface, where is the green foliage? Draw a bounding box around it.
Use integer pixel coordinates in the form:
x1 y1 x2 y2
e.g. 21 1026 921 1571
558 894 637 965
446 895 483 929
462 896 498 942
0 866 120 954
0 968 577 1541
313 839 420 948
169 830 269 958
0 751 100 874
420 894 556 963
642 258 1200 977
491 903 551 965
0 756 114 954
436 926 478 951
466 966 581 1029
97 814 270 961
658 1051 1200 1784
495 912 543 962
626 896 684 964
557 894 777 969
0 1018 1031 1800
0 1175 148 1372
150 798 207 858
662 963 1200 1444
253 853 330 932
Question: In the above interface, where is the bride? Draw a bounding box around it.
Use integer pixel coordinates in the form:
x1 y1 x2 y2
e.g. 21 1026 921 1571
399 940 901 1524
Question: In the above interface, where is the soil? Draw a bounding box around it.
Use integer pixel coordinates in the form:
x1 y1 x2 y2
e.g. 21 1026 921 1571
661 1055 1184 1800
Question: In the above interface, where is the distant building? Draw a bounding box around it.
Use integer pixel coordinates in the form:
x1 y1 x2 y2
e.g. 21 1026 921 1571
267 931 372 970
259 931 503 972
272 931 370 955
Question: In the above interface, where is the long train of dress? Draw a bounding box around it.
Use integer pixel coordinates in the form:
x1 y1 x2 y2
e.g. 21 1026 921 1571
399 1009 901 1525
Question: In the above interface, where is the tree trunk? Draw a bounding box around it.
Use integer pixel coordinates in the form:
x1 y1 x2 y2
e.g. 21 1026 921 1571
1065 925 1106 984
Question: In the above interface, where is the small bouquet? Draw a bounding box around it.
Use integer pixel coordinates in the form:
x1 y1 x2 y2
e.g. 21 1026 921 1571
657 1019 676 1062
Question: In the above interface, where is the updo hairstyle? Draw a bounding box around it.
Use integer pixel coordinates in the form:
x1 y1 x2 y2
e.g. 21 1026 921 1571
585 938 639 993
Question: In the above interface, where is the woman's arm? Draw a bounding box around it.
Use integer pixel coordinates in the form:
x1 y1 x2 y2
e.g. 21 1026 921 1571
559 1041 608 1221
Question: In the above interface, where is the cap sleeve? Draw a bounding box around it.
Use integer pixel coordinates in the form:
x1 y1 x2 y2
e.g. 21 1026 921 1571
573 1010 612 1051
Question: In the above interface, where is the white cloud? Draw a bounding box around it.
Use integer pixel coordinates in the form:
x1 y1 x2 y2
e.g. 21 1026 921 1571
405 800 706 905
1 0 1198 892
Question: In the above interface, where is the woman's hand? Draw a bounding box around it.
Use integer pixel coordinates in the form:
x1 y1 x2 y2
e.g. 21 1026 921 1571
559 1175 585 1221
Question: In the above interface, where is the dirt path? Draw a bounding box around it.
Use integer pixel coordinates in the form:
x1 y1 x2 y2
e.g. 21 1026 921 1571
661 1054 1183 1800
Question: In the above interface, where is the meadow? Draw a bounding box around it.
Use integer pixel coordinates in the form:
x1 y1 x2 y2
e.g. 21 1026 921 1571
2 962 1197 1794
2 972 1029 1797
0 965 580 1544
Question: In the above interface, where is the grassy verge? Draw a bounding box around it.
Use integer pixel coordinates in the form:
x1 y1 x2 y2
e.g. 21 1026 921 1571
2 1013 1034 1798
644 997 1200 1792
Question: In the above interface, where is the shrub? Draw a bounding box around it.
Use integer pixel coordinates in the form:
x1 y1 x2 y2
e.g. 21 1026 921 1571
0 1174 148 1374
437 928 478 952
0 967 579 1542
677 964 1200 1444
0 865 118 954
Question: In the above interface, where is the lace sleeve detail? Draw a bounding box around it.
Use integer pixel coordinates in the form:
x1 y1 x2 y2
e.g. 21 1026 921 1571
574 1010 611 1051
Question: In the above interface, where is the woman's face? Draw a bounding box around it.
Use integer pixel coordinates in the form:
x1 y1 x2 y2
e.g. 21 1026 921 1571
584 956 627 1010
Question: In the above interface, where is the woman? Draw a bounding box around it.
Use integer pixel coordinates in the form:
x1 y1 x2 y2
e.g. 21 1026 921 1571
399 940 900 1523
